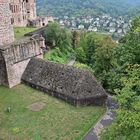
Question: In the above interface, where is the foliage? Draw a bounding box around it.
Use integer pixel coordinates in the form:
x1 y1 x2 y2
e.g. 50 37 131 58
37 0 140 18
93 36 118 91
116 65 140 111
97 16 140 92
75 32 118 92
100 17 140 140
72 30 80 49
75 32 106 64
74 62 94 74
44 47 75 64
44 22 72 49
94 36 116 75
101 65 140 140
0 84 105 140
131 16 140 32
118 17 140 64
44 22 75 63
43 16 140 139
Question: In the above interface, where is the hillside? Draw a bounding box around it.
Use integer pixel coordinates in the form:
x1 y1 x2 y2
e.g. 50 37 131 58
36 0 140 18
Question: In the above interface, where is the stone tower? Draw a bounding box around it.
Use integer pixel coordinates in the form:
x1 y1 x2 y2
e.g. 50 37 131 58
0 0 14 45
10 0 37 27
10 0 28 27
26 0 37 20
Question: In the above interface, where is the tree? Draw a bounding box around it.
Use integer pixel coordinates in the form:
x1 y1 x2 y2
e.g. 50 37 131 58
118 17 140 64
93 36 117 90
101 65 140 140
44 22 72 49
72 30 80 49
75 32 106 65
44 22 74 64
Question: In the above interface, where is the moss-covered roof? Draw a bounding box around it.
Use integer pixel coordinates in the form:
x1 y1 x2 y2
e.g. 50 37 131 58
22 58 107 100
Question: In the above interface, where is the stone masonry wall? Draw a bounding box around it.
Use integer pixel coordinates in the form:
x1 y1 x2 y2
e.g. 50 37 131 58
10 0 37 27
10 0 28 27
22 58 107 106
0 52 8 85
0 36 44 88
26 0 37 20
0 0 14 45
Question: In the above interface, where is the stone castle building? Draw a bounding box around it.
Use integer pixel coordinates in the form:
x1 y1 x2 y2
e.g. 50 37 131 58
0 0 14 45
0 37 45 88
10 0 37 27
0 0 45 88
10 0 53 27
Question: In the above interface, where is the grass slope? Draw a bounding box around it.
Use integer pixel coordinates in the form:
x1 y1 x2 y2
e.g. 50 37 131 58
14 27 37 39
0 84 105 140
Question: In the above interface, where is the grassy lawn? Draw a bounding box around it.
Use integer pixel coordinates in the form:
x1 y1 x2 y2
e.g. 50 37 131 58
0 84 106 140
14 27 37 39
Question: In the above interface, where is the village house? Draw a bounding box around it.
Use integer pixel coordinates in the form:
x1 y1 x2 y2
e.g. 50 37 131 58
78 24 85 29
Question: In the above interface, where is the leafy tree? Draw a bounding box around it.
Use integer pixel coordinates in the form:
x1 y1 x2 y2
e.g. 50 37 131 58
85 32 97 65
101 65 140 140
37 0 140 18
118 17 140 64
94 36 116 72
93 36 117 90
75 32 88 63
44 22 75 64
75 32 106 65
131 16 140 32
44 22 72 49
72 30 80 49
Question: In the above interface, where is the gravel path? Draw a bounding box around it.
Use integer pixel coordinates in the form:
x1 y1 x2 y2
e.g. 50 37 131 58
83 96 119 140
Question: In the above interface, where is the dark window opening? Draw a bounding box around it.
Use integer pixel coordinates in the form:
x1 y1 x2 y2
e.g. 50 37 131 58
11 18 14 24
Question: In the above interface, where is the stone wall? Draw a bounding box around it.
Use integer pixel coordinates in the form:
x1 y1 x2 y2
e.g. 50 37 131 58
24 26 46 37
22 58 108 106
0 52 8 85
26 0 37 20
0 36 45 88
10 0 28 27
10 0 37 27
0 0 14 45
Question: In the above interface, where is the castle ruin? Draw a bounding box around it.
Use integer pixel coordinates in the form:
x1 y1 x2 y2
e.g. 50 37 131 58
0 0 45 88
0 0 107 107
0 37 45 88
10 0 53 27
10 0 37 27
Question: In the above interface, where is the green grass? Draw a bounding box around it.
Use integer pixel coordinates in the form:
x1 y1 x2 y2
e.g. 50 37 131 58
14 27 37 39
0 84 105 140
44 48 71 64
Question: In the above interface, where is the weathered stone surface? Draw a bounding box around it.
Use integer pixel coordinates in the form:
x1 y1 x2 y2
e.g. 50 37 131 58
0 36 44 88
24 26 46 37
0 52 8 85
10 0 37 27
22 58 108 106
10 0 53 27
0 0 14 45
